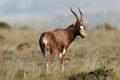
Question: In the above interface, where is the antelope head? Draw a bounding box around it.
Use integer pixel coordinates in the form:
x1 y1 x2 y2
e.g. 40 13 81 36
70 7 86 38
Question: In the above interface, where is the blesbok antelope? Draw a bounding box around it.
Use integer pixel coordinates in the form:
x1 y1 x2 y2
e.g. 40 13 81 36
39 7 86 72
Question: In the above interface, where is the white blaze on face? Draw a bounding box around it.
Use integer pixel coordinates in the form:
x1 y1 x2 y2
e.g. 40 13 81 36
80 26 86 37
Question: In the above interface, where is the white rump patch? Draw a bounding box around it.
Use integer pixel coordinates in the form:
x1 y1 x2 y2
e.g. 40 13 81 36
43 37 48 45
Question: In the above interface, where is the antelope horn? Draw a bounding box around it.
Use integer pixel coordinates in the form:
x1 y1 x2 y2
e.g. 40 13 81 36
70 7 79 20
78 7 83 20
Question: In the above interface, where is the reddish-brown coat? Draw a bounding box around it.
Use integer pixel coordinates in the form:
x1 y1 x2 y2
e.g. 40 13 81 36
43 24 77 54
39 7 86 72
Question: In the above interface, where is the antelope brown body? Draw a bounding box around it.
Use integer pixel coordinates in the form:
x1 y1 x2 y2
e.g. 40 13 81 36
39 7 86 72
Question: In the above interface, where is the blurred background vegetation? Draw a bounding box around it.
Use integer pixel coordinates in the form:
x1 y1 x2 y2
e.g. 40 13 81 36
0 21 120 80
0 21 119 30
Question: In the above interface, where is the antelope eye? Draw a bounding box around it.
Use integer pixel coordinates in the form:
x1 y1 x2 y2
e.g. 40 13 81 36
80 22 83 25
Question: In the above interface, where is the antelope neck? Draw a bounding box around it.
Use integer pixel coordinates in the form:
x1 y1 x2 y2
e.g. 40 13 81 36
66 24 78 44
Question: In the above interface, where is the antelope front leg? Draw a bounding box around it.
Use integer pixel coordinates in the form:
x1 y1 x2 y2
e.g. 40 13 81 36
59 49 66 72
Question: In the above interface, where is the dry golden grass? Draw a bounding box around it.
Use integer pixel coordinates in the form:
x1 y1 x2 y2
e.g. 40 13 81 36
0 28 120 80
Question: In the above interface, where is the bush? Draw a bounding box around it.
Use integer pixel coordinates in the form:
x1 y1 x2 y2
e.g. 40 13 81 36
96 23 116 30
17 43 31 51
0 22 10 29
68 67 117 80
19 26 30 30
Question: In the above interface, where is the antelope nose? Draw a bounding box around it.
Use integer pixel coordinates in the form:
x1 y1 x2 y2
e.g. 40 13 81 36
83 32 86 37
81 32 86 38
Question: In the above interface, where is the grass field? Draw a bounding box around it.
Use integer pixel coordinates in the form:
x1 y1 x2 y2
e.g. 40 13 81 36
0 27 120 80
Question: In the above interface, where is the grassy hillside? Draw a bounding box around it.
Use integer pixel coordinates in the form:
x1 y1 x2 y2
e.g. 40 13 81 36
0 28 120 80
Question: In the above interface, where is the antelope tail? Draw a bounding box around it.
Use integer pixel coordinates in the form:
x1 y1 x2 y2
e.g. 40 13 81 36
39 33 46 56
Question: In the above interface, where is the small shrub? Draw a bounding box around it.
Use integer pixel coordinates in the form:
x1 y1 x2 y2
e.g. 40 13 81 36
104 24 116 30
68 67 116 80
0 22 10 29
17 43 31 51
19 26 30 30
96 23 116 30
